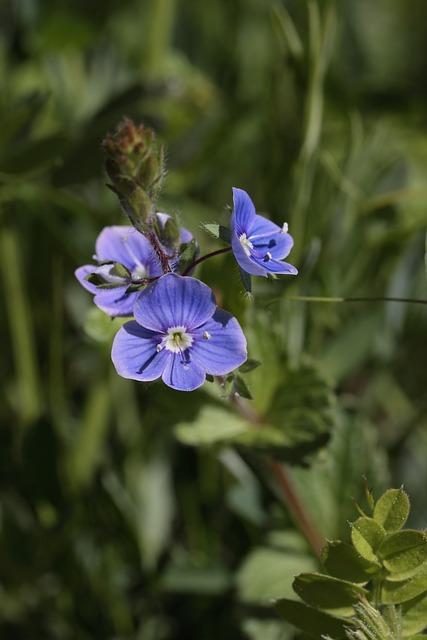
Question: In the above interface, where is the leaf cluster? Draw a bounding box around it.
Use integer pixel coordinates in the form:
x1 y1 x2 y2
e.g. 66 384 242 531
276 488 427 638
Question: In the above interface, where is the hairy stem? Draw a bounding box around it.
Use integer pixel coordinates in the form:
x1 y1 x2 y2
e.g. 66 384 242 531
146 229 172 274
183 246 232 276
229 390 325 558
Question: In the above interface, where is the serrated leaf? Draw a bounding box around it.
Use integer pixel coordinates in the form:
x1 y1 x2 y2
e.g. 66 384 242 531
293 572 368 616
374 488 410 532
322 541 378 583
379 531 427 580
382 564 427 604
351 517 386 563
236 548 316 604
402 591 427 636
263 361 335 464
275 598 348 638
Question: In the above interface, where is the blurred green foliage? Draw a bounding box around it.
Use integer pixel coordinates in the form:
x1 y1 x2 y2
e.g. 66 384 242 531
0 0 426 638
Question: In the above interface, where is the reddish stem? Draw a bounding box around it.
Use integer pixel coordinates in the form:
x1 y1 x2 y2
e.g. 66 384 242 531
182 246 232 276
230 392 325 558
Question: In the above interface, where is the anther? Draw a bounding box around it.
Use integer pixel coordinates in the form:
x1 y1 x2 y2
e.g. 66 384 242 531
203 331 211 340
281 222 289 234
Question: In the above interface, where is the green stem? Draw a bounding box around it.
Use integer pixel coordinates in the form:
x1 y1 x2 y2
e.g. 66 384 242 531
0 226 42 424
289 295 427 305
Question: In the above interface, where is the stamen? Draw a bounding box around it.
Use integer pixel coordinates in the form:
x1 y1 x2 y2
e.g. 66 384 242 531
263 251 272 262
203 331 211 340
163 325 193 353
239 233 254 257
281 222 289 234
156 343 164 353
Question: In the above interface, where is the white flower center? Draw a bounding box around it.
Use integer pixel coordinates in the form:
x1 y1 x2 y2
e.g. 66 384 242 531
132 263 148 280
162 326 193 354
239 233 253 256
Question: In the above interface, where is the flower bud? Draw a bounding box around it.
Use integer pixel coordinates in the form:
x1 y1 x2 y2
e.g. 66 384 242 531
102 118 165 231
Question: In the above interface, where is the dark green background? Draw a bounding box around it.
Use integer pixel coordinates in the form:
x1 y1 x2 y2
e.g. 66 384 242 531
0 1 426 638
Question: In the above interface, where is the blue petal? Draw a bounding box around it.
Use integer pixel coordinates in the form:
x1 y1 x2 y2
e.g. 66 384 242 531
94 287 139 317
161 352 206 391
134 273 216 332
252 256 298 275
249 215 294 259
111 321 168 381
231 188 256 235
95 226 162 276
191 309 247 375
231 232 268 277
75 265 99 294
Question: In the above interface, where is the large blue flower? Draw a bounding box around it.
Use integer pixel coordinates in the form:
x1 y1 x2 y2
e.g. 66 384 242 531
230 188 298 278
75 216 193 317
111 273 247 392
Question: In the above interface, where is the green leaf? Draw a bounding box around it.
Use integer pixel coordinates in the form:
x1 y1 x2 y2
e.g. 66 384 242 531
275 598 348 638
201 223 231 244
232 375 253 400
83 307 127 343
351 517 386 563
322 541 378 583
373 488 410 532
263 360 336 464
379 530 427 580
382 564 427 604
239 267 252 294
175 407 248 446
402 591 427 637
239 359 261 374
236 548 316 604
292 572 368 616
175 239 199 273
109 262 131 279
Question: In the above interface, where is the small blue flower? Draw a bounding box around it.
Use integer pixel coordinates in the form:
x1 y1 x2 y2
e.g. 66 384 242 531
75 225 163 317
111 273 247 392
230 188 298 278
75 215 193 317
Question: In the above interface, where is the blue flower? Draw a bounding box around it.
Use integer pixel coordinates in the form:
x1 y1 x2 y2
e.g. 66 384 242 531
75 216 193 317
111 273 247 392
230 188 298 278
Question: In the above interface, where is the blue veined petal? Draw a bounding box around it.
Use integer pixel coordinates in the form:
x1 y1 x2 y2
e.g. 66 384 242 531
252 255 298 275
191 309 247 375
134 273 216 333
231 188 257 235
75 265 99 294
251 233 294 261
161 352 206 391
249 215 294 259
94 287 139 317
111 321 168 381
95 226 162 276
231 232 269 277
249 215 282 239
